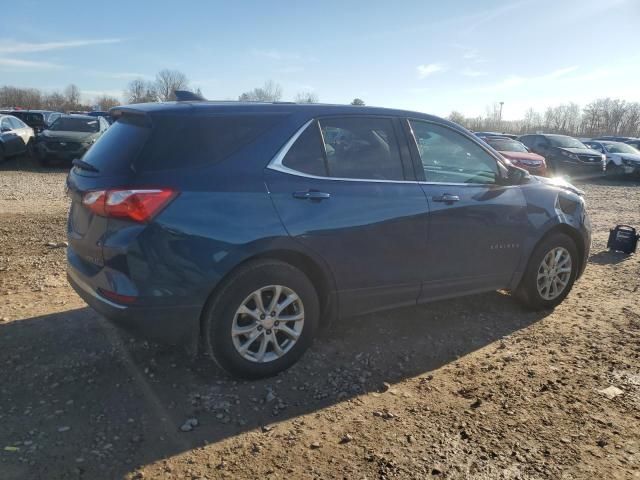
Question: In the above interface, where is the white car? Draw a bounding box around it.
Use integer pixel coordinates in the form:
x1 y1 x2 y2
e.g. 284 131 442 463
584 140 640 176
0 114 35 162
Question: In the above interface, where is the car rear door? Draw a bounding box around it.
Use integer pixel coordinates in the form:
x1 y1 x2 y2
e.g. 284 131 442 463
265 116 430 317
405 119 528 299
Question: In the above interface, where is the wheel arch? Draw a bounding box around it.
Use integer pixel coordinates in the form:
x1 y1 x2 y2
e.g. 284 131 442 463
197 247 337 346
517 223 586 287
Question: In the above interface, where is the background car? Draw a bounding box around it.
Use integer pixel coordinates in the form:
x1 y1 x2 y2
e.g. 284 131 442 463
0 110 62 133
518 134 605 176
481 136 547 176
87 111 114 124
35 114 109 166
583 140 640 176
592 135 639 142
624 138 640 150
0 114 35 162
474 131 519 140
66 102 590 379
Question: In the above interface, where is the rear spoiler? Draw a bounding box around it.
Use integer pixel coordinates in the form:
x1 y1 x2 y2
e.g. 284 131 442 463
174 90 206 101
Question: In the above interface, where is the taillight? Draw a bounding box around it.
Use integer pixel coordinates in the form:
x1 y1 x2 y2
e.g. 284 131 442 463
82 188 177 222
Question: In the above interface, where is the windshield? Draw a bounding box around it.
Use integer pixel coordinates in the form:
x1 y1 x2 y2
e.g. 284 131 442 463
547 136 586 148
604 142 638 154
486 138 528 153
50 117 99 132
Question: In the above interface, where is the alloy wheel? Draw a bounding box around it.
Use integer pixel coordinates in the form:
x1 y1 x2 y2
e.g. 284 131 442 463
231 285 305 363
536 247 572 301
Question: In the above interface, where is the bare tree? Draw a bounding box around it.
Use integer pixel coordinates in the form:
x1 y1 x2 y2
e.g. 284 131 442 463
154 69 189 102
238 80 283 102
124 79 157 104
447 111 466 125
350 98 365 106
64 84 81 109
94 95 120 110
295 91 319 103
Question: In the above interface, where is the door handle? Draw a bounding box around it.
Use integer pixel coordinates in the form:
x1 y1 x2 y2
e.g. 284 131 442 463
433 193 460 203
292 190 331 201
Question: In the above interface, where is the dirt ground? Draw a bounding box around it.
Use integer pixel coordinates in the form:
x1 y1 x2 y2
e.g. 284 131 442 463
1 155 639 480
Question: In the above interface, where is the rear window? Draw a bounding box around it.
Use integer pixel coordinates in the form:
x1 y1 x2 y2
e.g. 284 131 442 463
82 113 285 175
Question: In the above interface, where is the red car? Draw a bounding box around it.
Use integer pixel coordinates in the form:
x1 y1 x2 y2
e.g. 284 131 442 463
483 136 548 176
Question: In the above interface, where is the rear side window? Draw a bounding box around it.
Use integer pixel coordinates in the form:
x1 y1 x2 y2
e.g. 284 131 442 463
81 113 284 175
320 117 404 180
137 114 284 171
282 122 327 176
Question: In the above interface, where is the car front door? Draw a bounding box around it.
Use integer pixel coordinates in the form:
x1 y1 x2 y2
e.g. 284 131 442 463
405 119 528 300
265 116 429 317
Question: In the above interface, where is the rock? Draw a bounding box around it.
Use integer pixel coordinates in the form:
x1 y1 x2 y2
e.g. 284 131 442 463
381 382 391 393
339 434 353 444
180 418 199 432
265 390 276 403
597 438 608 448
598 386 623 399
57 426 71 433
261 425 273 433
470 398 482 409
309 441 321 449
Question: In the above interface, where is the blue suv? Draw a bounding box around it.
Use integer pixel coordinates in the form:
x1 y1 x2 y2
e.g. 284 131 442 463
66 102 591 378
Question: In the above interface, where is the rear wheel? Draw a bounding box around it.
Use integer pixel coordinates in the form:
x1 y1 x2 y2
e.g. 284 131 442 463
515 233 578 310
203 259 319 379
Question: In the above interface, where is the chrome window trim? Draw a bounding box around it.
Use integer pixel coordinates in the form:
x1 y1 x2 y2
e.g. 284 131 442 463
267 119 417 184
267 118 510 187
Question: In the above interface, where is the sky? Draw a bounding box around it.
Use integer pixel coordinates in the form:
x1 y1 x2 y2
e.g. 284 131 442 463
1 0 639 120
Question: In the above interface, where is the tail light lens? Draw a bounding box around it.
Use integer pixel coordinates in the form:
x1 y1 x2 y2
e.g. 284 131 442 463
82 188 177 222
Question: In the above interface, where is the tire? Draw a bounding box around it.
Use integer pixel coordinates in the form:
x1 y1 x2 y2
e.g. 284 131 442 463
203 259 320 379
515 233 579 311
26 140 35 159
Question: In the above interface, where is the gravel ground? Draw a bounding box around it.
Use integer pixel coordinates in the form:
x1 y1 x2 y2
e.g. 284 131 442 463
0 155 639 480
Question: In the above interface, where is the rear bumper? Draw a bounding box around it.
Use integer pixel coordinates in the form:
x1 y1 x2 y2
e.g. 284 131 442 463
67 263 201 346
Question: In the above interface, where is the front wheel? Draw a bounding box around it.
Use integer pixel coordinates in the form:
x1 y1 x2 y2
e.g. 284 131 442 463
203 259 319 379
515 233 578 310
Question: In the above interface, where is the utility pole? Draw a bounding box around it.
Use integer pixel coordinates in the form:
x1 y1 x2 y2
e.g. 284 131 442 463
499 101 504 122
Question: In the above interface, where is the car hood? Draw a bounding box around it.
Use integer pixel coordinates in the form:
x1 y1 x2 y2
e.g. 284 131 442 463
41 130 97 142
499 151 545 162
533 175 584 196
558 147 601 156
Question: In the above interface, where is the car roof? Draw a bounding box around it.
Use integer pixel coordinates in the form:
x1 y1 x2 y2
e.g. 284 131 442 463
110 101 457 127
59 114 99 120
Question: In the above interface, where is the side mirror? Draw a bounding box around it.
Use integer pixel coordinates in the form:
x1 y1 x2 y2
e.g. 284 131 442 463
507 165 530 185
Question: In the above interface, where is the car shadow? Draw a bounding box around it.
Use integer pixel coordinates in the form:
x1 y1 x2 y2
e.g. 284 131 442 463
0 292 551 480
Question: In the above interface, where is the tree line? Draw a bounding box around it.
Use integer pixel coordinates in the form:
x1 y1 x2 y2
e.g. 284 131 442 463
1 69 373 113
449 98 640 138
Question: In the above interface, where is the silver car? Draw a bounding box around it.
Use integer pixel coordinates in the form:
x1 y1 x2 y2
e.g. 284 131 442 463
584 140 640 176
0 114 35 162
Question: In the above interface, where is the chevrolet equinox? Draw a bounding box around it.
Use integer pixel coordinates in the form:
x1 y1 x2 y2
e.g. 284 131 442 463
66 102 591 378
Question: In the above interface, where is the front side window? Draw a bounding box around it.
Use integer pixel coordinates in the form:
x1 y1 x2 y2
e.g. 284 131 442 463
409 120 499 184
